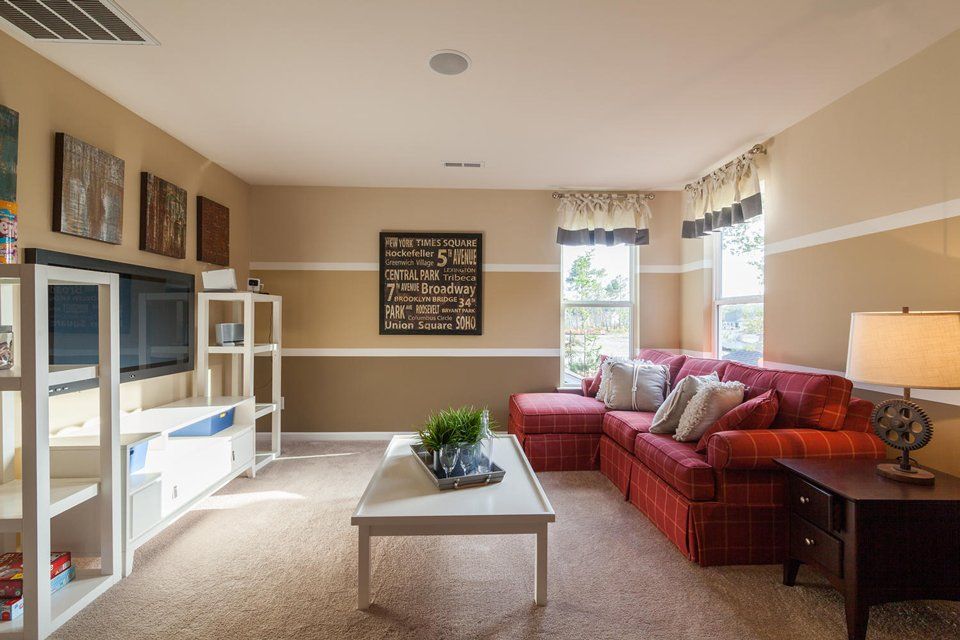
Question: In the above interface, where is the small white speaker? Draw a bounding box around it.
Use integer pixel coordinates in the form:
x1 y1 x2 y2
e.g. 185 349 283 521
202 268 237 291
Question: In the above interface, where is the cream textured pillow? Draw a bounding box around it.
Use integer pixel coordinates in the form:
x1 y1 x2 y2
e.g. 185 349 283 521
674 381 745 442
603 361 670 412
649 372 719 434
596 357 628 403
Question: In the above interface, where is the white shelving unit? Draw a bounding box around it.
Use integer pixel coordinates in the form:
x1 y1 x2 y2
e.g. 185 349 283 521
195 292 282 473
0 264 121 640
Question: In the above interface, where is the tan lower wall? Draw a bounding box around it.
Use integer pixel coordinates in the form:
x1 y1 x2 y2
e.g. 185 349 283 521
263 356 559 431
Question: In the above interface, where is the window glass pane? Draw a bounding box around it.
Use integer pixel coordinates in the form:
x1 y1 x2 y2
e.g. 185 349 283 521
561 245 631 302
562 306 630 383
720 216 764 298
718 303 763 365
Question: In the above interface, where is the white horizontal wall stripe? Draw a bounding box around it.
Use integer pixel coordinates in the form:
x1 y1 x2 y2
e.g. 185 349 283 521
249 261 559 273
254 260 715 274
764 360 960 406
484 263 559 272
281 348 560 357
765 197 960 256
259 431 414 443
250 261 377 271
636 259 712 274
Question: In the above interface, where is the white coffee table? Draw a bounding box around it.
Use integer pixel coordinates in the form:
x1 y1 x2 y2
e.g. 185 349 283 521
351 435 556 609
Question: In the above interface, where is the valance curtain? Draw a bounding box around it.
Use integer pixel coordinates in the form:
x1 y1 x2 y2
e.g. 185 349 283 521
681 147 764 239
556 193 652 246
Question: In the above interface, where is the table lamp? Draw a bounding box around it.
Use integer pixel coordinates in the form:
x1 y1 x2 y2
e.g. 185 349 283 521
846 308 960 485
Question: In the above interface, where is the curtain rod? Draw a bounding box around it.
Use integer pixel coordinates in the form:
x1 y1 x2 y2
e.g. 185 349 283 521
552 191 656 200
684 143 767 190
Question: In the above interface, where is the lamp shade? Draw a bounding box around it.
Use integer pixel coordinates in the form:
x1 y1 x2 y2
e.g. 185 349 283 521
846 311 960 389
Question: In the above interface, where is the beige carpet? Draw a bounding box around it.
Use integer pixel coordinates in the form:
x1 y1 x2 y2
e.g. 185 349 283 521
53 440 959 640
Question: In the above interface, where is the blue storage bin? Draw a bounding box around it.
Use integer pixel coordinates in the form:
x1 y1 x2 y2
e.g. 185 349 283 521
169 408 235 437
129 442 148 473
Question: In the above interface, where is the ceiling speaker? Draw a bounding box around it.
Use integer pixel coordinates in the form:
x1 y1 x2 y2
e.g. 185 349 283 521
429 50 470 75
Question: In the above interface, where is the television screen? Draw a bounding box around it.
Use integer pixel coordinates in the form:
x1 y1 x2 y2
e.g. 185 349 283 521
26 249 195 392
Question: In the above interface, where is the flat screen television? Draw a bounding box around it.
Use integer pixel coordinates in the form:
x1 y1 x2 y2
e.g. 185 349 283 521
25 249 195 394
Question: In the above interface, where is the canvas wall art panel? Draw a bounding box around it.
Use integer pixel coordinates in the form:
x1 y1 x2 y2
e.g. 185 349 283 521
0 105 19 263
196 196 229 266
140 172 187 258
53 132 125 244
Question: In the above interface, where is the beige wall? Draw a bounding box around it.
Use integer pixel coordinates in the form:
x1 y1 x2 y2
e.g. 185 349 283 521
680 29 960 475
0 31 251 429
250 186 683 430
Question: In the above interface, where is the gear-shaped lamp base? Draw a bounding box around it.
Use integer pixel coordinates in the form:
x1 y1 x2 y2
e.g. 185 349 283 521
871 397 936 485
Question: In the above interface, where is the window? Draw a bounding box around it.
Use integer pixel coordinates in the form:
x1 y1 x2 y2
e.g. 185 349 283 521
561 245 635 385
714 215 764 364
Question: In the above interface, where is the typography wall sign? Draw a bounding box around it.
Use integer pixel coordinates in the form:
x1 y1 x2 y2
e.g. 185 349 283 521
379 231 482 335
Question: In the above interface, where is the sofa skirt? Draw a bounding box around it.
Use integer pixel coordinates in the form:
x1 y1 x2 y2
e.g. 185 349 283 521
508 415 601 471
599 435 786 567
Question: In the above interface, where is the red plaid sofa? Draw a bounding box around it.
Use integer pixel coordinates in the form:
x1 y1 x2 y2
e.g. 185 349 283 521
508 349 886 566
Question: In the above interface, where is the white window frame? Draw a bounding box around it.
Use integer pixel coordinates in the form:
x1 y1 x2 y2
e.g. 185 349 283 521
712 225 764 362
560 245 637 387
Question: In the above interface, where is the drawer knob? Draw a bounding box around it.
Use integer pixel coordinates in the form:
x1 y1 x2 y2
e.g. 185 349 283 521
799 496 810 504
803 537 816 547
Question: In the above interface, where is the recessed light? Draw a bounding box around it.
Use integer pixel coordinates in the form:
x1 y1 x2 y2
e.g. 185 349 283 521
429 50 471 75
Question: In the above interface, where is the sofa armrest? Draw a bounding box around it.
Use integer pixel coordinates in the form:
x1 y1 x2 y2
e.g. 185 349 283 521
707 429 886 471
580 376 596 396
843 397 874 433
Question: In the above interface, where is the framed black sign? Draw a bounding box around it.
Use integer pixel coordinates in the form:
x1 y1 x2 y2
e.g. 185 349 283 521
379 231 483 335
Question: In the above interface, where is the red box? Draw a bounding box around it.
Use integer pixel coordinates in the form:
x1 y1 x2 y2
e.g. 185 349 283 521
0 552 72 599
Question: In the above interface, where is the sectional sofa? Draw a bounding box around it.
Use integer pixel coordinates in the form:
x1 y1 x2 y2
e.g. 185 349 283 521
507 349 887 566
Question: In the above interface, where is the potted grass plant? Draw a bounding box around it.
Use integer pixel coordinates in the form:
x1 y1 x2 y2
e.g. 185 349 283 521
417 406 497 476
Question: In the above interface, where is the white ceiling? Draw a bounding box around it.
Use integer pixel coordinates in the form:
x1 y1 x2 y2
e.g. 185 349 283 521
4 1 960 189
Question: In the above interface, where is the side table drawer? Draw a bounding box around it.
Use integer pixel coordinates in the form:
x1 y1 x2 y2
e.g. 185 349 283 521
790 513 843 577
788 475 835 531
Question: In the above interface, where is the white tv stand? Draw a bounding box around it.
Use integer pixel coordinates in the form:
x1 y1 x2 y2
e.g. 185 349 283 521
50 396 256 577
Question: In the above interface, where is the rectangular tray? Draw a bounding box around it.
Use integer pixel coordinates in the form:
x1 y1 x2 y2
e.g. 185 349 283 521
410 444 506 490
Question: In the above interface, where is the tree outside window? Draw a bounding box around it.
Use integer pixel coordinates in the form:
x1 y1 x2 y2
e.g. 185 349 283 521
561 246 634 384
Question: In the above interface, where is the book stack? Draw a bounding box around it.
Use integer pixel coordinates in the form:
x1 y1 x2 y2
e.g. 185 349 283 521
0 552 74 621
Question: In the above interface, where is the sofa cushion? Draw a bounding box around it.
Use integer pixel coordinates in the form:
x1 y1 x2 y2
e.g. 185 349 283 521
509 393 607 434
638 349 687 386
694 388 779 453
675 357 730 384
720 362 852 431
633 433 715 501
602 411 654 450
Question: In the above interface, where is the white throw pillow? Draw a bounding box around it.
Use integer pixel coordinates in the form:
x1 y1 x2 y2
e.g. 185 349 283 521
603 361 670 412
649 372 719 434
674 381 745 442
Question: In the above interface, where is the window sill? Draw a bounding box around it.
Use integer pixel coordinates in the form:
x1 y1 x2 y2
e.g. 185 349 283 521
555 385 583 395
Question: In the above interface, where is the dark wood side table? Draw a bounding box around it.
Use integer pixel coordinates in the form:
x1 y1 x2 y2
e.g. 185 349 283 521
775 458 960 640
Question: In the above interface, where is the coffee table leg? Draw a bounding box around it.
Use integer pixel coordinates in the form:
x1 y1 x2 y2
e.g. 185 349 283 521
535 525 547 606
358 525 371 610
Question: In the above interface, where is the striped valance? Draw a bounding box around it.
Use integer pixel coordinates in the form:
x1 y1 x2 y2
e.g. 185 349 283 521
556 192 653 246
682 145 765 239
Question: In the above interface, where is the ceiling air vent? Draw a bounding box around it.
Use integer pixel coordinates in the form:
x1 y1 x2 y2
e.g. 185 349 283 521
0 0 157 44
442 161 485 168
